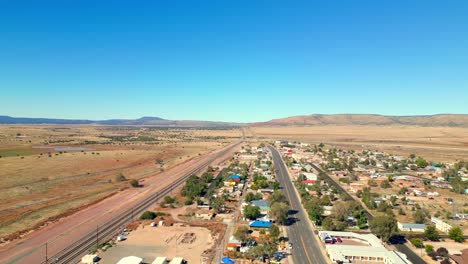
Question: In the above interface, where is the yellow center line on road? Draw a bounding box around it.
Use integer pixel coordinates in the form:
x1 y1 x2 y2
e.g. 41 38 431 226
276 160 314 264
301 236 314 264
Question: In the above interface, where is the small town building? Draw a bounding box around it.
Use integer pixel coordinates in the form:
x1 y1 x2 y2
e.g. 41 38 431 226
318 231 411 264
431 217 452 233
226 236 242 251
117 256 143 264
301 179 316 186
251 200 271 213
249 220 272 228
152 257 168 264
450 248 468 264
397 222 426 232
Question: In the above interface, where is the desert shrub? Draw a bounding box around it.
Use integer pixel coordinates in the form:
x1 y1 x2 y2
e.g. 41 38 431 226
140 211 157 220
448 227 465 242
115 173 126 182
130 179 139 187
440 258 451 264
163 196 176 204
425 244 434 253
436 247 449 257
428 251 437 260
409 238 424 248
184 198 194 205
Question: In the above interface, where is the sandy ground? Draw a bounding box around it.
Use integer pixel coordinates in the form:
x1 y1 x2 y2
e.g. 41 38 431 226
0 125 240 239
423 240 468 255
252 125 468 162
99 225 213 264
0 141 241 264
405 240 468 264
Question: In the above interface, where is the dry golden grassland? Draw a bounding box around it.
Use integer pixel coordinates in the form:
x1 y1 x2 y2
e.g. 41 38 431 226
252 125 468 162
0 125 241 238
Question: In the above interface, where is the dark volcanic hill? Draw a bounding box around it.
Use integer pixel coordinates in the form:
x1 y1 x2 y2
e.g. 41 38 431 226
250 114 468 127
0 115 240 127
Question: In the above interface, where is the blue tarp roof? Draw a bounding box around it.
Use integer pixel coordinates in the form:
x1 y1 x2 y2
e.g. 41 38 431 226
221 257 235 264
228 174 241 179
249 220 272 228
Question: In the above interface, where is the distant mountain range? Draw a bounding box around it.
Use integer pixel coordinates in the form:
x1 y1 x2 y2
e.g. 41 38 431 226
2 114 467 127
250 114 468 127
0 116 241 127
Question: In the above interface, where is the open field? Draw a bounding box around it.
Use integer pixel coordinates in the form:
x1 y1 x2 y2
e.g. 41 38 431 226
0 125 241 239
251 126 468 162
99 224 214 264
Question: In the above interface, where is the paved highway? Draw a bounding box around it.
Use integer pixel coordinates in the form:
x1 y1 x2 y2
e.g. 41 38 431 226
309 163 426 264
269 146 328 264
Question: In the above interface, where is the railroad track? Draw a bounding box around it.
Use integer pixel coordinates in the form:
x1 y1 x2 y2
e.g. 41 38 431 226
40 140 242 264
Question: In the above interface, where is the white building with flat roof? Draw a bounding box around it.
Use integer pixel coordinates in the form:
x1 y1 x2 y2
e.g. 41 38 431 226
318 231 411 264
431 217 452 233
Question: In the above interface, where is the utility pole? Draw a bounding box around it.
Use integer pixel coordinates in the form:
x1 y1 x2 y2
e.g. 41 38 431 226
45 242 48 264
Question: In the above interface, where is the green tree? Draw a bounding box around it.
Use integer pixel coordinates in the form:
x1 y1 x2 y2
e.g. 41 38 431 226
245 192 262 202
398 208 406 215
269 224 280 240
448 227 465 242
304 198 324 224
163 196 176 204
211 197 225 213
353 209 368 228
409 238 424 248
243 205 261 220
413 209 427 224
415 157 428 167
425 244 434 253
424 225 440 241
322 217 335 230
270 202 289 225
377 201 392 212
130 179 139 187
201 172 213 183
380 180 391 188
398 187 408 195
319 195 332 206
181 175 208 198
233 225 250 241
268 190 288 206
184 197 193 205
369 215 398 243
140 211 157 220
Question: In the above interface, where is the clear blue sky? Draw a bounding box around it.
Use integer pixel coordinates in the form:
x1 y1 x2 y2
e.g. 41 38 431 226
1 0 467 122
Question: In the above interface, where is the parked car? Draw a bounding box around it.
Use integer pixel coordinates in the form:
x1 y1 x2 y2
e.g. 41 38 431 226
273 252 285 260
335 237 342 243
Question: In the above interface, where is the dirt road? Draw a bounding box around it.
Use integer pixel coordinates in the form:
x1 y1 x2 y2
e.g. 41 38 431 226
0 141 242 264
